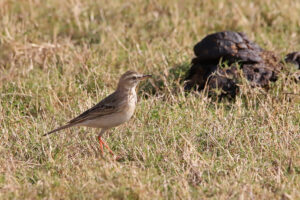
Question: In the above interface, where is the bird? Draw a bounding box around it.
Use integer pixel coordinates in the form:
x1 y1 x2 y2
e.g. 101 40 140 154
44 70 151 157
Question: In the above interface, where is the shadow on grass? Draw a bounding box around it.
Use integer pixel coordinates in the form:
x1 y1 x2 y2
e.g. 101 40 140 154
138 62 191 97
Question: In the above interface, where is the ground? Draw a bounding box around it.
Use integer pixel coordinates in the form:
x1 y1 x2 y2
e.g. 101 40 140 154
0 0 300 199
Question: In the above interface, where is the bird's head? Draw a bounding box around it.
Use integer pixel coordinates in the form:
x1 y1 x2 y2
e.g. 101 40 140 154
117 70 151 90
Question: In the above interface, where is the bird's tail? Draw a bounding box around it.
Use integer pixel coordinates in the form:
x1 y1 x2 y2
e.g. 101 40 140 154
43 123 74 136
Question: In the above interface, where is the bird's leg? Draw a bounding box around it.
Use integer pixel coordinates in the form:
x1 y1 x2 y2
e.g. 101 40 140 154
100 138 114 156
98 129 114 156
98 135 104 154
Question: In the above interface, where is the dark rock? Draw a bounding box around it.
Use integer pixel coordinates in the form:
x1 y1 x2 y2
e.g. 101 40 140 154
285 52 300 69
241 51 282 87
242 63 277 87
206 66 239 99
184 60 218 91
193 31 263 64
185 31 283 98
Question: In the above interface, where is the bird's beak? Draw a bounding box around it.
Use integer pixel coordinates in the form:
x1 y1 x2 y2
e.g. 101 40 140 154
139 74 152 80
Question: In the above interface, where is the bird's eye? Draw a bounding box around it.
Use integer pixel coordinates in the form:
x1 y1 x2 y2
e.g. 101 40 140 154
131 76 137 80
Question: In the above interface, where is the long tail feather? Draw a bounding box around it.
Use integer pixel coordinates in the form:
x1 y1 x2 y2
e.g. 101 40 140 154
43 123 74 136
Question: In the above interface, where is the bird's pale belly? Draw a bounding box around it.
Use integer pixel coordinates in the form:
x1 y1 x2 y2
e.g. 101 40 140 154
80 105 136 129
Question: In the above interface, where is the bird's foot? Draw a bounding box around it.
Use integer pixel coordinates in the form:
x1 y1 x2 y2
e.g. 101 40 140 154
98 136 115 156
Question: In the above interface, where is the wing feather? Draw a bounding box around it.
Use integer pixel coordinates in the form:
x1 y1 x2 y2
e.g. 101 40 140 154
68 91 126 124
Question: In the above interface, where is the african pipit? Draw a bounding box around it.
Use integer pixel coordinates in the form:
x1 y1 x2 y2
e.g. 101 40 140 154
45 70 151 156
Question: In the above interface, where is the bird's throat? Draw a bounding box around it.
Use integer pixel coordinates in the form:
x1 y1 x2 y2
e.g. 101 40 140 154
117 84 137 93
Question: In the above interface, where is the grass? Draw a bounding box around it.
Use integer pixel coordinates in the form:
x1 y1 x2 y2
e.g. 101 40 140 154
0 0 300 199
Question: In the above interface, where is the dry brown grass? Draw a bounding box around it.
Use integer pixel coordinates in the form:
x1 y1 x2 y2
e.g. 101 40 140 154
0 0 300 199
